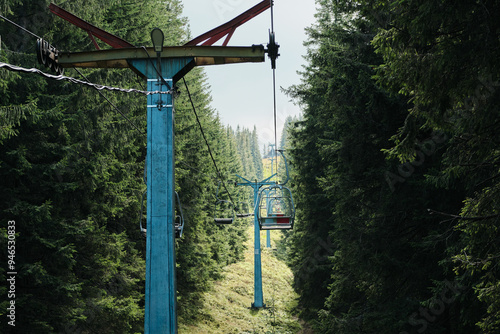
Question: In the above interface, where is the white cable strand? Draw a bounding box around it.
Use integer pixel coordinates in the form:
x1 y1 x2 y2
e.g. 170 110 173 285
0 62 170 95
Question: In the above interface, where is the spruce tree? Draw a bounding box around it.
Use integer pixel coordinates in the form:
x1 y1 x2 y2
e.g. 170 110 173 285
286 1 475 333
0 0 249 331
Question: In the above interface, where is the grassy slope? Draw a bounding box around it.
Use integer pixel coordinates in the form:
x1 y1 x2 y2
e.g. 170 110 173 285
179 223 302 333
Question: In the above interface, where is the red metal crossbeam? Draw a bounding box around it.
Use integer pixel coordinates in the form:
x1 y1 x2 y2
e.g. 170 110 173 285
49 3 134 49
185 0 271 46
49 1 270 49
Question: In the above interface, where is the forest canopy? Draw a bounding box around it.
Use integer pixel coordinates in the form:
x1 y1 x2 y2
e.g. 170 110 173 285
286 0 500 333
2 0 500 333
0 0 264 332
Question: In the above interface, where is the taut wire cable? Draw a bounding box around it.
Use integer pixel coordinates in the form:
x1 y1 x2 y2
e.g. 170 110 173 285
182 77 235 205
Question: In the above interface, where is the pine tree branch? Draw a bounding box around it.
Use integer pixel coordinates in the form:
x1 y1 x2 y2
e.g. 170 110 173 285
475 173 500 188
427 208 500 221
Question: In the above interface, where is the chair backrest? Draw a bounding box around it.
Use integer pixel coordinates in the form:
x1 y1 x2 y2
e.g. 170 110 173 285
214 199 235 224
257 184 295 230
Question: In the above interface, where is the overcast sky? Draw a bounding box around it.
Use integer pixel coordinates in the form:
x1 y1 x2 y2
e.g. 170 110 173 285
181 0 317 148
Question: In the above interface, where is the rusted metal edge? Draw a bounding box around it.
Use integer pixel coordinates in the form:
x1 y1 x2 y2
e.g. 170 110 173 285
57 45 266 68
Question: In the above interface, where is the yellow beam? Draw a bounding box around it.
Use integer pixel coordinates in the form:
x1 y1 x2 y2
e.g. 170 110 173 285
57 45 266 69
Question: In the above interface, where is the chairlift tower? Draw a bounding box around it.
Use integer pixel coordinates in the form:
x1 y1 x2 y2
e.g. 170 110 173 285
41 1 278 332
236 150 293 308
235 174 276 308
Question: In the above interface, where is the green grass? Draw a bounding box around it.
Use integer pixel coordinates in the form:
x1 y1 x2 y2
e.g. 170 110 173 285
262 157 282 180
179 225 302 333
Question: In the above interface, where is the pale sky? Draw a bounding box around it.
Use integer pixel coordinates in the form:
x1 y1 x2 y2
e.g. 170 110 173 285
181 0 317 148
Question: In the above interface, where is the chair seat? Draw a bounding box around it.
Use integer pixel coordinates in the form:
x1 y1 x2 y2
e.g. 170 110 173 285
259 216 293 230
236 213 254 218
214 218 233 224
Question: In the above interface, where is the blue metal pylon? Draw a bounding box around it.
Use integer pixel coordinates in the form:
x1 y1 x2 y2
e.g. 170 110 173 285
236 173 276 308
129 57 194 334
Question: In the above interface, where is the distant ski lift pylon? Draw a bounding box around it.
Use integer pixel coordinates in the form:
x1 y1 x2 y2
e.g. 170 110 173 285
257 184 295 230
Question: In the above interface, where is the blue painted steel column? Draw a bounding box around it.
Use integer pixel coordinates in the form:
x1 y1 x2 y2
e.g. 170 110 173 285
145 76 176 333
129 57 193 334
236 174 275 308
252 184 264 308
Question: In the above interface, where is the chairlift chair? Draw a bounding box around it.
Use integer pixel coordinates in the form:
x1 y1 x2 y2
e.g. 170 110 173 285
236 200 253 218
214 199 235 224
140 191 185 238
257 184 295 230
175 191 185 238
213 182 235 224
139 190 147 238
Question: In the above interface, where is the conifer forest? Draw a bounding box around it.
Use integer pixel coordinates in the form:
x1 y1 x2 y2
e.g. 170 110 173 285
1 0 500 333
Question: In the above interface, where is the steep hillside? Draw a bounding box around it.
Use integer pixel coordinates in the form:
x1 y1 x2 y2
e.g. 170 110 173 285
179 224 301 333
